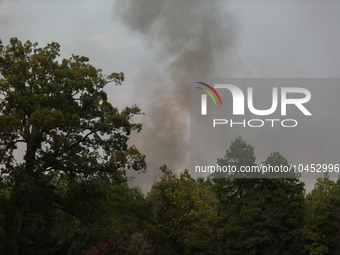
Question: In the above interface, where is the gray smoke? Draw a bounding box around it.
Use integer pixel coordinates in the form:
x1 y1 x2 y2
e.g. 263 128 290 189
114 0 237 183
0 0 16 29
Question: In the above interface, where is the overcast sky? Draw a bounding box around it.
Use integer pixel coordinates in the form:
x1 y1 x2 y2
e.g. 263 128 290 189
1 0 340 192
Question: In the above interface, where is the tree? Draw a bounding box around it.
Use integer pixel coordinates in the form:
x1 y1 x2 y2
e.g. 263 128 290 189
142 166 219 254
212 137 305 255
303 173 340 255
54 180 149 255
0 38 146 254
213 137 260 254
258 152 306 255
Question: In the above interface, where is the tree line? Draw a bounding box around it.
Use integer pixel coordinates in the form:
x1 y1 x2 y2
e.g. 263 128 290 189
0 38 339 255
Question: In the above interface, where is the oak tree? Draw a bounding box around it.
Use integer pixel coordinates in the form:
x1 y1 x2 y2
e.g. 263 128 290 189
0 38 146 254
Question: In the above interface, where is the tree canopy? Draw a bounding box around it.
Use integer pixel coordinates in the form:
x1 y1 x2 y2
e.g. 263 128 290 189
0 37 146 255
0 37 146 180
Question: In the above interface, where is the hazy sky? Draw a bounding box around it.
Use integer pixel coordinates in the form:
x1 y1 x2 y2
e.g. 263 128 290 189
1 0 340 192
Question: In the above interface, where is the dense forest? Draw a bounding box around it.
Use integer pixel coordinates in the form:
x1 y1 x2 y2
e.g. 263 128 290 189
0 38 339 255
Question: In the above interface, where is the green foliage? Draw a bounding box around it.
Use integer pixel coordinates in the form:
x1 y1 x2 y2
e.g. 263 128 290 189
303 173 340 255
143 166 219 254
216 136 256 177
0 38 146 254
212 137 305 255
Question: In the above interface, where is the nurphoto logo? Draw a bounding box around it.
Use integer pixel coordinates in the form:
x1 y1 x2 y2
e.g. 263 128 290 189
196 82 312 128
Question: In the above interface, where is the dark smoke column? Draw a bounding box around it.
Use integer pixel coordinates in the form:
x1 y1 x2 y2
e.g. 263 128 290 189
114 0 237 178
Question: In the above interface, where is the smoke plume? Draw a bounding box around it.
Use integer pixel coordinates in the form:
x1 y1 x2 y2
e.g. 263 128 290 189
114 0 237 183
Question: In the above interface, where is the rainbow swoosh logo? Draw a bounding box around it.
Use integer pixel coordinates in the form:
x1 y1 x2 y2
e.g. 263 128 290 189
196 82 222 106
